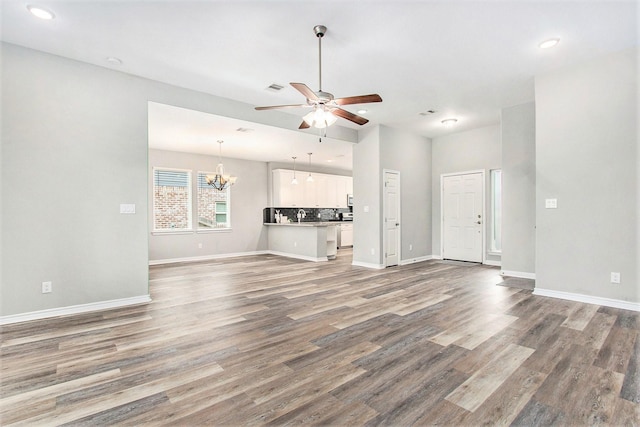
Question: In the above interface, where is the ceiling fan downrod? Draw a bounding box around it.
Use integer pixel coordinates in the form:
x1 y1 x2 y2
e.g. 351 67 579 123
314 25 326 92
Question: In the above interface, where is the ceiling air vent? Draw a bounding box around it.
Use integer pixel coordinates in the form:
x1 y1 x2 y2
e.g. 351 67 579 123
236 127 254 133
266 83 285 92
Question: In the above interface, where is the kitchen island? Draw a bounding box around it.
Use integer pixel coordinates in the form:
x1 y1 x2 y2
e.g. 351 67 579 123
264 222 338 262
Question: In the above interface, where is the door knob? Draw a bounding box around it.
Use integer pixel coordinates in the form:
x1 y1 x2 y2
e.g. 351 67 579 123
396 223 400 226
477 221 481 224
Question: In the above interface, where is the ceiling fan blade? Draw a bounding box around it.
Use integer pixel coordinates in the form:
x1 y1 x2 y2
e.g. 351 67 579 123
333 94 383 106
255 104 307 111
332 107 369 125
290 82 319 101
299 121 310 129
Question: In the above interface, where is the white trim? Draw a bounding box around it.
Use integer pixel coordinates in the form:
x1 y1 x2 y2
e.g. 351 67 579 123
266 251 328 263
533 288 640 312
352 261 385 269
400 255 435 266
149 250 269 265
0 295 152 325
196 228 232 234
484 259 501 267
440 170 486 264
501 270 536 279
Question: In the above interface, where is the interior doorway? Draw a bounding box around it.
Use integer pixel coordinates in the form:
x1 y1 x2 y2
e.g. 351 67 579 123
441 171 484 263
383 170 400 267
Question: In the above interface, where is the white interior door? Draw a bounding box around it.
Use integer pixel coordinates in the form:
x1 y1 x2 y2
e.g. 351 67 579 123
443 172 483 262
384 170 400 267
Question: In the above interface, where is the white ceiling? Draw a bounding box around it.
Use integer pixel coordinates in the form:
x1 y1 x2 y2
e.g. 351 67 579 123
2 1 637 169
148 102 354 170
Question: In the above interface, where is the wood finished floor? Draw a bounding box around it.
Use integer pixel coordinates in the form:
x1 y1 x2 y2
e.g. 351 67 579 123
1 250 639 426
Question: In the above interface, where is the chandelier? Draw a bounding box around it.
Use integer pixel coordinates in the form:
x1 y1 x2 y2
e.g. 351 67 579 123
206 140 237 191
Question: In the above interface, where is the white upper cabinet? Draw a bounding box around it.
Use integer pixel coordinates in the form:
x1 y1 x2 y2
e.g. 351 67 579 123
272 169 352 208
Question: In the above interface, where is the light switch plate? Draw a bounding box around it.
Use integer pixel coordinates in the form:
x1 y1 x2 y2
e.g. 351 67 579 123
545 198 558 209
120 204 136 214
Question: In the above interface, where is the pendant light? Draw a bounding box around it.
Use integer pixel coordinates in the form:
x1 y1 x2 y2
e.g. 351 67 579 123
206 140 237 191
306 153 314 182
291 156 298 185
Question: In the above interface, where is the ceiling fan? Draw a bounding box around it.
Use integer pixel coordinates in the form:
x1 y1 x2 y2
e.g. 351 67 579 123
255 25 382 130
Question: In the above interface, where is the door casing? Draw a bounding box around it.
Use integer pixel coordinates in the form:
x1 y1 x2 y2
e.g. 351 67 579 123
383 169 401 267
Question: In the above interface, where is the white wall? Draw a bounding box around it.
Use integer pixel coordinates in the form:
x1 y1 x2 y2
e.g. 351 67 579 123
535 48 638 303
379 125 432 262
2 42 353 318
352 126 382 266
352 125 431 267
2 43 149 316
431 125 502 259
501 102 536 275
148 149 268 262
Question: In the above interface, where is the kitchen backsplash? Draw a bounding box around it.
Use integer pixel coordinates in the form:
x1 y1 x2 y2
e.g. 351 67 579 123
263 207 351 223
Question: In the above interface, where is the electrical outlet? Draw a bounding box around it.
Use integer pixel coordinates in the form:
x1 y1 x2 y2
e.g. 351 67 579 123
611 272 621 284
42 281 52 293
294 241 297 247
370 248 375 255
409 244 413 251
198 243 203 249
545 198 558 209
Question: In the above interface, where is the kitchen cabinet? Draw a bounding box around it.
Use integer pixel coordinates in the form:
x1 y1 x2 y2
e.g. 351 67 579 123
272 169 352 208
273 170 306 207
340 223 353 247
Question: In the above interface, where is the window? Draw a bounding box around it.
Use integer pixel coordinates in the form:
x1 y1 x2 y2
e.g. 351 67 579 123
197 172 231 229
153 168 192 231
490 169 502 252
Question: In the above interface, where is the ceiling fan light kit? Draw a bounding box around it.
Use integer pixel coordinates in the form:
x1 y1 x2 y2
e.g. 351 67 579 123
255 25 382 130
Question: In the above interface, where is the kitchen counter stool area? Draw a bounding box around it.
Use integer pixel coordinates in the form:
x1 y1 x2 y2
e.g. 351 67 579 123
265 222 338 262
263 207 352 262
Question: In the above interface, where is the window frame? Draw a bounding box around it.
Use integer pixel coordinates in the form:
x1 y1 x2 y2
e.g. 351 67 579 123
152 167 193 233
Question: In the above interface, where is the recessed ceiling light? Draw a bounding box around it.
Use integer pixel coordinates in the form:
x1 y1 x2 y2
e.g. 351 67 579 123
326 159 333 163
357 109 368 115
27 5 55 20
539 38 560 49
106 57 123 65
441 118 458 126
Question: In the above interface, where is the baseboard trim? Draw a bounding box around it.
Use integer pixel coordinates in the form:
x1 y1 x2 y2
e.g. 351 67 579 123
0 295 152 325
501 270 536 280
149 251 269 265
484 260 501 267
266 251 328 263
352 261 385 269
431 255 443 260
533 288 640 312
400 255 435 266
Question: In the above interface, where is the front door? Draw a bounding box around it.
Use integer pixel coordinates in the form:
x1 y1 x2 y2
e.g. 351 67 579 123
384 170 400 267
442 172 483 262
